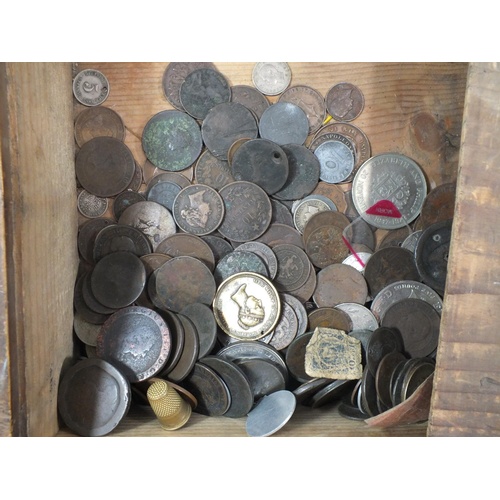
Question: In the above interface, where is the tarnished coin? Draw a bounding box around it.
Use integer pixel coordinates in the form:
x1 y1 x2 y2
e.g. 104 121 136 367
420 181 456 228
375 351 408 408
252 62 291 96
146 170 191 191
293 198 332 234
401 230 423 254
309 379 357 409
179 361 231 416
180 303 218 359
352 153 427 229
75 137 136 197
268 300 299 351
142 110 203 172
377 226 413 250
136 253 172 309
273 243 311 292
237 241 278 280
235 358 287 400
82 272 118 315
360 365 380 417
74 106 125 147
271 200 294 227
213 272 281 341
96 306 172 383
335 302 378 331
217 181 272 242
307 307 353 332
279 84 326 135
162 62 217 111
77 189 108 219
73 68 110 106
287 259 317 303
201 101 258 160
302 209 350 244
78 217 115 264
199 355 254 418
312 183 347 214
259 102 309 146
194 149 234 190
231 84 270 120
113 191 146 221
281 292 308 338
366 326 404 376
158 310 186 376
231 139 289 196
57 357 130 436
155 233 215 271
314 139 355 184
381 298 441 358
310 131 356 160
293 377 333 406
73 273 111 325
172 183 224 236
180 68 231 120
146 180 181 212
401 358 436 401
73 312 102 347
326 82 365 122
214 250 269 286
154 255 216 312
118 200 177 252
285 331 315 383
292 194 337 214
313 263 368 307
304 223 349 269
201 234 233 263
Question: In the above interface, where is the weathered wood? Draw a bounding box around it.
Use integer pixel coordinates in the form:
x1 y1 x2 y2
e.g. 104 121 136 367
428 62 500 437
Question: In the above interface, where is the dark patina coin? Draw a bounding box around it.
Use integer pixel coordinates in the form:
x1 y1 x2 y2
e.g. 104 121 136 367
142 110 203 171
420 182 456 228
231 84 270 120
237 241 278 280
309 379 357 409
292 377 332 405
255 223 304 249
375 351 408 408
146 180 182 212
402 358 436 401
273 243 311 293
180 302 218 359
271 199 294 227
259 102 309 146
180 361 231 416
158 310 185 376
235 358 287 401
74 105 125 147
366 326 404 377
180 68 231 120
201 234 233 264
307 307 353 332
93 224 152 262
113 191 146 221
96 306 172 383
281 293 309 338
285 331 315 383
78 217 115 264
74 273 111 325
194 149 234 190
326 82 365 122
135 253 172 309
338 398 368 421
57 357 131 437
268 300 299 351
82 271 118 315
214 250 269 286
360 365 380 417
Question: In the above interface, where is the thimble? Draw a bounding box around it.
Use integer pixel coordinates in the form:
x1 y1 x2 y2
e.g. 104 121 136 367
147 379 192 431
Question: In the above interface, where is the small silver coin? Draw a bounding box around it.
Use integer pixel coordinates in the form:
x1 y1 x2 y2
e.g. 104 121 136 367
259 102 309 146
293 197 332 234
314 139 355 184
73 68 110 106
252 62 292 96
77 190 108 218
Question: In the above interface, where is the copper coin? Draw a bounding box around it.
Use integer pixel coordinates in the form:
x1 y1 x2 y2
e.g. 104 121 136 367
57 357 131 437
90 251 146 309
146 180 182 212
377 226 414 250
313 263 368 308
154 255 216 313
391 358 422 406
179 361 231 416
199 355 254 418
307 307 353 332
363 247 420 298
366 326 404 377
127 161 144 192
304 224 350 269
158 310 185 376
146 169 191 191
194 149 234 190
78 217 114 264
255 223 304 249
292 377 332 405
402 359 435 401
162 62 217 111
268 300 299 351
217 181 272 242
180 302 218 359
273 243 312 292
285 331 315 383
96 306 172 383
381 298 441 358
75 137 136 197
302 209 350 244
281 292 308 338
288 259 317 303
227 138 251 167
420 181 456 228
136 253 172 309
73 273 111 325
311 182 348 213
375 351 408 408
155 233 215 271
201 234 233 263
201 101 258 160
231 84 270 120
172 183 225 236
82 271 117 315
235 358 286 401
326 82 365 122
271 200 294 227
310 379 357 409
113 191 146 221
337 398 367 421
360 365 379 417
214 250 268 286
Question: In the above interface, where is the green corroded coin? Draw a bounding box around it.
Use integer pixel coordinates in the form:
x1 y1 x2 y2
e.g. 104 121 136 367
142 110 203 171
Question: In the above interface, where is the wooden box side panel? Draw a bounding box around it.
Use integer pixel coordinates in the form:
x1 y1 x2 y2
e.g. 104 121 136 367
428 62 500 436
1 63 79 436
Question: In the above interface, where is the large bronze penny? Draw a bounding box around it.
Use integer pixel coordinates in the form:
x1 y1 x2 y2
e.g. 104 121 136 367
74 106 125 147
231 84 270 120
420 181 456 228
325 82 365 122
92 224 152 262
255 223 304 249
136 253 172 308
304 224 350 269
78 217 114 264
113 191 146 221
302 209 350 244
307 307 353 332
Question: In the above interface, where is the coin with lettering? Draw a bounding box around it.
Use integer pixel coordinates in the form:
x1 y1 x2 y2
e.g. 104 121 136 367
259 102 309 146
214 250 269 286
293 198 332 234
314 139 355 184
268 300 298 351
155 233 215 271
146 180 182 212
77 189 108 219
74 106 125 147
252 62 291 96
73 68 110 106
231 84 270 120
273 243 311 293
326 82 365 122
304 223 349 269
213 272 281 341
237 241 278 280
194 149 234 190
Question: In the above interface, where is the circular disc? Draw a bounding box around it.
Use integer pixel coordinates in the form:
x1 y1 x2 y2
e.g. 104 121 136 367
259 102 309 146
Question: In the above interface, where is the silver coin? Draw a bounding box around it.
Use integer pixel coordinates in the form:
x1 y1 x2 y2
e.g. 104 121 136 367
73 68 110 106
335 302 378 331
77 190 108 218
291 194 337 214
314 140 355 184
352 153 427 229
259 102 309 146
252 62 291 96
342 252 372 274
401 230 423 254
246 390 296 437
293 197 332 234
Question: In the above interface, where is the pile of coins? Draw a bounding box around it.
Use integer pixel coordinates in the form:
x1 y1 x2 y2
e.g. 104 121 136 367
59 62 455 437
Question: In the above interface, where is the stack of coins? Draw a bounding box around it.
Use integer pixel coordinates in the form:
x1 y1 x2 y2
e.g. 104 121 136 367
64 64 454 436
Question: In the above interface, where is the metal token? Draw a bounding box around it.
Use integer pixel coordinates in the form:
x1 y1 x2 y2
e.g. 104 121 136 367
155 233 215 271
180 68 231 120
273 243 311 292
146 181 181 212
113 191 146 221
217 181 273 242
172 183 225 236
246 390 296 437
201 101 259 160
231 84 270 120
335 303 379 331
74 106 125 147
180 302 218 359
199 355 254 418
268 300 298 351
237 241 278 280
194 149 234 190
75 137 136 197
325 82 365 122
375 351 408 408
179 361 231 416
352 153 427 229
142 110 203 171
96 306 172 383
213 272 281 341
366 326 404 376
285 331 315 383
214 250 269 286
259 102 309 146
77 189 108 219
308 307 353 332
57 357 131 437
251 62 291 96
73 68 110 106
314 140 355 184
236 357 287 400
381 298 441 358
230 138 289 196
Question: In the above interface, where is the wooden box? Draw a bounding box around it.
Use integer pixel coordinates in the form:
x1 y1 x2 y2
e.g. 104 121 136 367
1 62 497 437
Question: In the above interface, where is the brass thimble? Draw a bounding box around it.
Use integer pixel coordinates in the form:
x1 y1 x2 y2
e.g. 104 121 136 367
147 379 192 431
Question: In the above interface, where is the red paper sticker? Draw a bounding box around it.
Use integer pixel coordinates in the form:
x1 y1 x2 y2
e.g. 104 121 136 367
365 200 402 218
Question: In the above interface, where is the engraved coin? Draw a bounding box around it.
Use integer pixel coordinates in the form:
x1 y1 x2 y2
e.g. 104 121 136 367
214 250 269 286
213 272 281 341
304 224 350 269
237 241 278 280
259 102 309 146
57 357 131 436
302 209 350 244
309 131 356 160
194 149 234 190
96 306 172 383
172 183 224 236
155 233 215 271
146 180 181 212
75 137 136 197
325 82 365 122
352 153 427 229
252 62 291 96
314 139 355 184
180 68 231 120
268 300 299 351
77 189 108 219
273 243 311 292
74 106 125 147
113 191 146 221
142 110 203 171
293 198 332 234
73 68 110 106
335 302 379 331
231 84 270 120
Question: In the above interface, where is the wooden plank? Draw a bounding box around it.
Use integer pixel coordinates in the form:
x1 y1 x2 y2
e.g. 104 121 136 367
428 62 500 437
0 63 79 436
